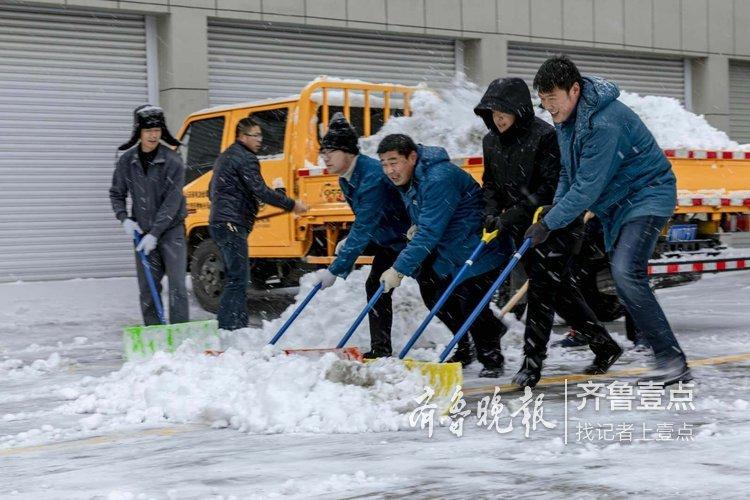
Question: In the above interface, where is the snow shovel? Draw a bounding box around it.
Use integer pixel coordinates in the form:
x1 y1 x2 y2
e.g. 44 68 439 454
391 229 500 401
438 237 532 362
438 207 544 362
399 228 499 358
268 283 322 345
123 233 219 360
275 283 379 361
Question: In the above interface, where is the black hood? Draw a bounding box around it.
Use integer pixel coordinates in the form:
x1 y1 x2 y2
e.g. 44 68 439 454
474 77 534 136
118 104 181 151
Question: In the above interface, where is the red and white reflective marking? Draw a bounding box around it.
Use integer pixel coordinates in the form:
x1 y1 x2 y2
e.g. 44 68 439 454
297 167 330 177
662 149 750 160
676 197 750 207
648 258 749 276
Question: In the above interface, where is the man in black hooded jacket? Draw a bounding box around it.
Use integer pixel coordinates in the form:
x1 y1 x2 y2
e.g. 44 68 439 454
474 78 622 388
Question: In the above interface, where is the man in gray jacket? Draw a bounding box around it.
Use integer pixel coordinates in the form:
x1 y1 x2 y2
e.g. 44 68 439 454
109 105 189 325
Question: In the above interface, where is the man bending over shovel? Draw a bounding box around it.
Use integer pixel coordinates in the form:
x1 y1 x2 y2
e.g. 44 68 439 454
312 114 410 359
377 134 513 378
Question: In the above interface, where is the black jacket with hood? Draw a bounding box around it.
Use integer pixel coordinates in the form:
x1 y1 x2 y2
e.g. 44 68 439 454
474 77 561 242
209 141 295 231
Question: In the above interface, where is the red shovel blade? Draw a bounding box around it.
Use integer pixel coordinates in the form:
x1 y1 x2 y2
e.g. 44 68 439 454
283 347 364 362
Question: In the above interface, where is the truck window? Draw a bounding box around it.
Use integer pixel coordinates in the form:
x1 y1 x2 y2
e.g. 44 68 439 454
316 106 402 142
249 108 288 158
181 116 225 184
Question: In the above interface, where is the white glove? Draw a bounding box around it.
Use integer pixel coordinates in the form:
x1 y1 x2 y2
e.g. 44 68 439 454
314 268 338 290
406 225 418 241
122 219 142 238
380 267 404 293
136 234 158 256
335 237 347 255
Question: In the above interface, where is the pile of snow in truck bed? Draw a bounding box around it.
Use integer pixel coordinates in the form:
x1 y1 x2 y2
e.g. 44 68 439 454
360 75 744 157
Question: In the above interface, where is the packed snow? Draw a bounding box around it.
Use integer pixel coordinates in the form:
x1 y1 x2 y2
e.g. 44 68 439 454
2 269 750 498
360 75 745 157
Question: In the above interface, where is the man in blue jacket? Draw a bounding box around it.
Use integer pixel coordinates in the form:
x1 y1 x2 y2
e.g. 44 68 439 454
312 114 410 358
377 134 511 378
526 55 691 385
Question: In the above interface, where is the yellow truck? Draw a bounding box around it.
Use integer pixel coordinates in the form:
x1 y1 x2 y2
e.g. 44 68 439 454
177 78 750 313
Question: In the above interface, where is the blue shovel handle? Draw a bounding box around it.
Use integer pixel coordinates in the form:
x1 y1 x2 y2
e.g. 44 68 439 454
397 240 487 359
336 283 385 348
398 228 498 360
269 283 322 345
133 233 166 325
438 238 532 362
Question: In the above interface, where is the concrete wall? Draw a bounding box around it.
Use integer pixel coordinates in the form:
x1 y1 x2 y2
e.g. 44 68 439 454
17 0 750 133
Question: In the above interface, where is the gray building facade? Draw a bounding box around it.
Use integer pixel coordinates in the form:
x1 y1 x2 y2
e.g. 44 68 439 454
1 0 749 281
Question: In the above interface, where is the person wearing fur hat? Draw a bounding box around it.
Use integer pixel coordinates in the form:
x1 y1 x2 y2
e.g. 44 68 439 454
109 105 189 325
312 113 410 358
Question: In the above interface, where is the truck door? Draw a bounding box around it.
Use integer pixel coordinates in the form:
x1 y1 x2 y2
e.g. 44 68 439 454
237 106 295 254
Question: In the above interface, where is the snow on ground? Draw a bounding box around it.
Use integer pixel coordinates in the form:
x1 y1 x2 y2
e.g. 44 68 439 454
1 269 750 498
360 75 744 158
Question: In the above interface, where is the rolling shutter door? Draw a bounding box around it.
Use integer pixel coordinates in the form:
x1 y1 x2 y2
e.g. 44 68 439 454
508 43 686 103
207 21 457 106
0 5 149 282
729 61 750 144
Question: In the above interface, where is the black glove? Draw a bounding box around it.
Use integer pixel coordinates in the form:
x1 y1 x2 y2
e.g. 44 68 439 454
483 214 503 233
524 220 551 247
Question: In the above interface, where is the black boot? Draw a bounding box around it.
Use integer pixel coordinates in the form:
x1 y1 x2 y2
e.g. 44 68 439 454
362 350 390 359
512 355 544 388
479 364 504 378
446 339 475 367
584 336 623 375
638 357 693 386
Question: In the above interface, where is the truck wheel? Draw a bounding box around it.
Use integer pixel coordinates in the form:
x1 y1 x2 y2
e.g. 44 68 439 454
191 239 224 314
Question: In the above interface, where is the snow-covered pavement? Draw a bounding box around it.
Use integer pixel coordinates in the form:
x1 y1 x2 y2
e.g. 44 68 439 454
1 270 749 499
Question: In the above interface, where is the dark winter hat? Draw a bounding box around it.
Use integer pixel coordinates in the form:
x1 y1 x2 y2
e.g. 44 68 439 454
118 104 181 151
320 112 360 155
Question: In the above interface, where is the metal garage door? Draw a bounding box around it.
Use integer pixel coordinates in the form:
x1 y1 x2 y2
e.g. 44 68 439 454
508 43 687 103
207 21 457 106
729 61 750 144
0 5 149 282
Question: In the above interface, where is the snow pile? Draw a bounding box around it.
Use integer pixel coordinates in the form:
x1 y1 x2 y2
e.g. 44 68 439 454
360 75 487 158
0 352 66 379
61 346 425 435
223 267 453 359
360 74 743 158
617 92 740 150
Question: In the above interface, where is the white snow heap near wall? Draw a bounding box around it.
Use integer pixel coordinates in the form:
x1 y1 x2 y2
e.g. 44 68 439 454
360 74 743 157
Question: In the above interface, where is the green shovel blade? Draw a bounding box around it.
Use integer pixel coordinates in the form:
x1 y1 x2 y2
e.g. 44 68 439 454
123 319 220 360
